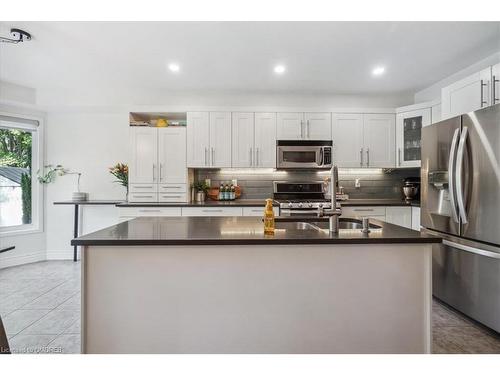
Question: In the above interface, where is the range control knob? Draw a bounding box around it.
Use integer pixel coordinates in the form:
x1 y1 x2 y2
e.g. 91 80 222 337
308 203 313 208
319 203 323 208
298 202 303 208
288 202 293 208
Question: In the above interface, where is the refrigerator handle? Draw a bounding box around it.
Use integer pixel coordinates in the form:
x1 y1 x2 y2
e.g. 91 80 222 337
456 126 469 224
448 128 460 223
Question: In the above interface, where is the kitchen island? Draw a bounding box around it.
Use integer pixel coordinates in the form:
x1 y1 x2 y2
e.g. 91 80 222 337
73 216 440 354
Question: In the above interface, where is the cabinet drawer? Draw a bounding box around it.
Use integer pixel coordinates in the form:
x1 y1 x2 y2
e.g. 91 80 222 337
119 207 182 217
128 193 158 203
159 193 188 203
129 184 158 193
159 183 187 193
243 206 279 216
182 207 243 217
342 206 386 218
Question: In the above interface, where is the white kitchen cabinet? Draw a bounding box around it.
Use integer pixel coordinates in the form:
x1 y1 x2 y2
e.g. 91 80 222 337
363 114 396 168
187 112 210 167
182 207 243 217
276 112 303 140
277 112 331 140
385 207 412 229
129 127 158 184
232 112 255 167
395 108 431 168
304 113 332 140
118 207 182 218
441 67 492 120
242 206 279 217
411 207 421 231
254 112 277 167
332 113 364 167
492 63 500 107
158 127 187 183
431 103 441 124
209 112 232 167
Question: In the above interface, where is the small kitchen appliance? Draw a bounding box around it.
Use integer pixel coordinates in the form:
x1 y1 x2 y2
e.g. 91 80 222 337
402 177 420 201
276 140 332 169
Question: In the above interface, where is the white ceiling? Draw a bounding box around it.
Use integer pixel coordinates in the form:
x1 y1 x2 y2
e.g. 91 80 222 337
1 21 499 97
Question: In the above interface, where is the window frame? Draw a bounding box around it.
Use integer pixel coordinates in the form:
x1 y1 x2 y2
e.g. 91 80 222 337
0 111 44 236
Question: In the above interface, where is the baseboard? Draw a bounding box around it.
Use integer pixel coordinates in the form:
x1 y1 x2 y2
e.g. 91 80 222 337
46 249 78 260
0 251 46 269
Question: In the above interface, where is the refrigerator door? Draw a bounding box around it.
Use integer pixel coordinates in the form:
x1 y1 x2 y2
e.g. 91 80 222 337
421 116 461 235
460 104 500 246
430 230 500 333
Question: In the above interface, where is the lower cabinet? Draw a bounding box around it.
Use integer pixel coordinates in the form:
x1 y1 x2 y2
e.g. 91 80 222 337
341 205 419 230
341 206 386 220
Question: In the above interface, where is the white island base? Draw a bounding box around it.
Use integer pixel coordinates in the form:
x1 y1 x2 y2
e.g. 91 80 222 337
82 243 432 353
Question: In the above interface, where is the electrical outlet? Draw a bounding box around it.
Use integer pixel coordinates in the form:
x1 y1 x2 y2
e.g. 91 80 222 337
355 178 361 188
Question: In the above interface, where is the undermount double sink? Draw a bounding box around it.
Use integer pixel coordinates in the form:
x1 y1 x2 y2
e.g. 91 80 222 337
275 218 381 232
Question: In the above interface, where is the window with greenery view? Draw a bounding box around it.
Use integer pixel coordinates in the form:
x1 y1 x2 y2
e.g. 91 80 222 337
0 117 39 230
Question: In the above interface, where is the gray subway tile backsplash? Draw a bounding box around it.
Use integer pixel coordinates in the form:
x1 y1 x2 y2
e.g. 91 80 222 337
195 168 419 200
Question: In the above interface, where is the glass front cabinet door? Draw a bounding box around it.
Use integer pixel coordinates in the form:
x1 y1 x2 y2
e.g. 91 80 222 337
396 108 431 167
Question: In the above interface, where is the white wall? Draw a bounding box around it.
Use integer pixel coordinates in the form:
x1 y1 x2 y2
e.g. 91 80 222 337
0 102 46 268
45 111 130 259
414 51 500 103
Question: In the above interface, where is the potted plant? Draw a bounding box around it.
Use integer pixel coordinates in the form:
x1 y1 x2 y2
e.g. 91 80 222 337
109 163 129 200
37 164 88 201
191 181 209 202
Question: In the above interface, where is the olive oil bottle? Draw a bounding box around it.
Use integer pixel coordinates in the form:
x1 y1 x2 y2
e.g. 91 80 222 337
264 198 275 235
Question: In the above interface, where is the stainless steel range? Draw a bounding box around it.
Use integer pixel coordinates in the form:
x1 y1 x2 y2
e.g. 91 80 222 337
273 181 331 216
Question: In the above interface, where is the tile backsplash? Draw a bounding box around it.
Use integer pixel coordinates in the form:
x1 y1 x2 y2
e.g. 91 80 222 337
195 168 420 200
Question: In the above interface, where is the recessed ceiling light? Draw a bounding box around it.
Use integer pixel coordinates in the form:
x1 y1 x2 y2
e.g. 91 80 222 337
274 65 286 74
372 66 385 76
168 63 180 72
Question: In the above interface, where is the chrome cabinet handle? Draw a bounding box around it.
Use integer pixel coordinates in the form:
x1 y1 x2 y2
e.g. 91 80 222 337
256 148 259 166
152 164 156 181
480 79 488 107
139 209 161 212
135 195 154 199
162 195 182 198
398 148 401 166
360 148 364 167
162 186 182 189
211 148 215 166
249 147 253 166
307 120 310 138
443 240 500 259
448 128 460 223
353 208 374 212
494 75 499 103
133 186 153 189
300 120 304 139
204 147 208 166
203 209 223 213
366 148 370 167
456 126 469 224
159 163 163 182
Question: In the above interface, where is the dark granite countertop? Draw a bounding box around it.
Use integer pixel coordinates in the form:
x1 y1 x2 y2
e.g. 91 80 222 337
72 216 440 246
116 199 278 207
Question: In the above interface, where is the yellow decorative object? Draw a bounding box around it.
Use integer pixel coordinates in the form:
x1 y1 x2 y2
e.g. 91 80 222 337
263 198 275 235
156 118 168 127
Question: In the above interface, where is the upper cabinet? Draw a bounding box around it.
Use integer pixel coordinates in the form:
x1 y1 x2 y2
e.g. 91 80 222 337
129 127 158 184
232 112 276 168
332 113 395 168
395 108 431 168
187 112 232 168
277 112 331 140
158 127 188 184
441 67 492 120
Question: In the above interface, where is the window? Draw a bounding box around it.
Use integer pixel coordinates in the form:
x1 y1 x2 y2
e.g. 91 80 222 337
0 114 40 233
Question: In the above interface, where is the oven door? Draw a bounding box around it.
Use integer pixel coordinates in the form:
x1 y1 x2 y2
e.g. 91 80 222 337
277 146 323 168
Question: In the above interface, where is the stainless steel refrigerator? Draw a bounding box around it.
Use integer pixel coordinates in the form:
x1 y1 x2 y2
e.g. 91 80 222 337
421 103 500 333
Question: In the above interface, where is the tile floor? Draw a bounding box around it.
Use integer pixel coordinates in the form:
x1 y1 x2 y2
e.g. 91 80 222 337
1 260 499 354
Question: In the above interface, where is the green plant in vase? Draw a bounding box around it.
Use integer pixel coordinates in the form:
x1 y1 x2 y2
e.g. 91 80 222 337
109 163 129 200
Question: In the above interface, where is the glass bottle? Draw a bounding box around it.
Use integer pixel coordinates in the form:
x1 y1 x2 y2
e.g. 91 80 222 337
264 198 275 235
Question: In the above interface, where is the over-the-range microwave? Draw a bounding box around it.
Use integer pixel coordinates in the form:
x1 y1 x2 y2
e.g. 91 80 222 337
276 140 333 169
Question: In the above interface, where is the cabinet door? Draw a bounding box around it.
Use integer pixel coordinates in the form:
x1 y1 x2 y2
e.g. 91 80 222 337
254 112 277 167
492 63 500 106
232 112 255 167
129 127 158 184
396 108 431 168
363 114 396 168
209 112 232 167
332 114 364 167
304 113 332 140
411 207 421 231
276 112 304 140
158 127 187 184
187 112 210 167
441 67 492 120
385 207 412 229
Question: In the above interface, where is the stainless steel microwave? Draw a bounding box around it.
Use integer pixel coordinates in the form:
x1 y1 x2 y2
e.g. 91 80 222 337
276 140 333 169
